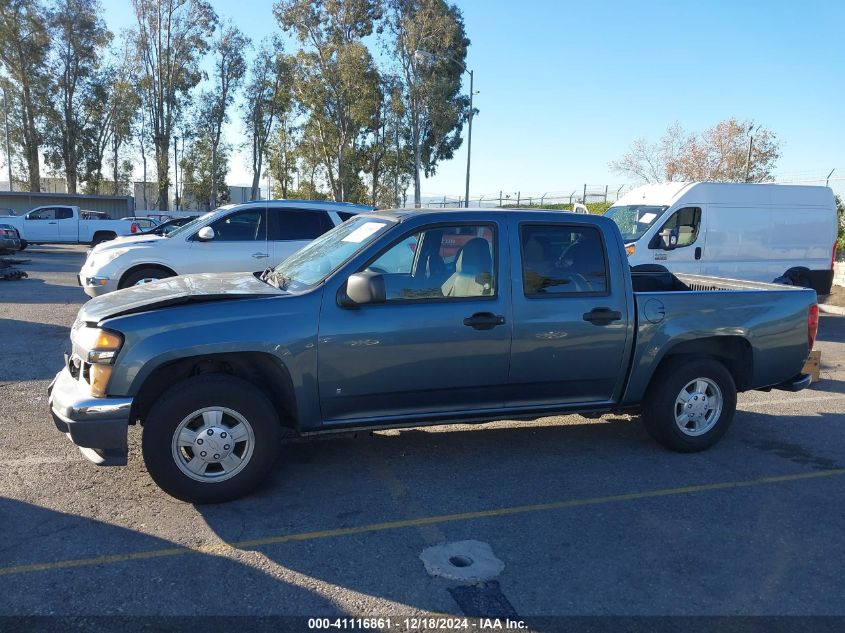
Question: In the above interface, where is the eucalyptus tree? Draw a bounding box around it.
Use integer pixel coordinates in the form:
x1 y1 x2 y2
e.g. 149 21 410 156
275 0 382 203
132 0 217 210
202 21 248 208
242 36 293 200
385 0 471 207
0 0 51 191
44 0 111 194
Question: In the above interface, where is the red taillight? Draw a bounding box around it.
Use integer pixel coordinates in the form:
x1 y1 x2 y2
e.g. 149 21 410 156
131 222 138 233
808 304 819 351
832 242 838 268
0 229 6 236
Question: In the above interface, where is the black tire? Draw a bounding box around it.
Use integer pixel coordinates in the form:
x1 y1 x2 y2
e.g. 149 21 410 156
91 232 116 246
119 267 174 289
142 374 282 503
642 357 737 453
18 240 27 251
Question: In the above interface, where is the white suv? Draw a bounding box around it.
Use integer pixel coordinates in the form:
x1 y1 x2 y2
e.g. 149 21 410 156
78 200 372 297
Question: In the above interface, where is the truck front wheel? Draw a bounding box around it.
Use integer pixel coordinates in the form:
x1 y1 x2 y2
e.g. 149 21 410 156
18 240 27 251
642 357 737 452
142 375 282 503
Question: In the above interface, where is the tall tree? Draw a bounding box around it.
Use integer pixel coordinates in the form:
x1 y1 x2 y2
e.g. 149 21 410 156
180 135 230 210
611 119 781 183
266 112 298 199
0 0 51 191
132 0 216 210
386 0 471 207
242 36 292 200
202 20 247 208
45 0 111 194
275 0 382 203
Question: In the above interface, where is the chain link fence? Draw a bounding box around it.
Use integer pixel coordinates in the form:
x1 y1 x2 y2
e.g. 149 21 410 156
407 170 845 209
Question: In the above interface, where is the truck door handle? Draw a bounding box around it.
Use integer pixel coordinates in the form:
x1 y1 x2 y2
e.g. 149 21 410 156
695 246 702 260
583 307 622 325
252 252 270 259
463 312 506 330
48 221 57 225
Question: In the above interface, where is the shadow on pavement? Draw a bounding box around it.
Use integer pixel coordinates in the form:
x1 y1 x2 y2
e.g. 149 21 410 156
0 496 336 617
0 277 85 304
0 318 69 381
817 314 845 344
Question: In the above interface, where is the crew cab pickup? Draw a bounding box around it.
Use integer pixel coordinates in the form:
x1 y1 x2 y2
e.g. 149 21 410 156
48 209 819 503
0 206 141 248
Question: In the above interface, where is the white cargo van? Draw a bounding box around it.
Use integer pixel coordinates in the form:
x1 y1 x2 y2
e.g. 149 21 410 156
605 182 838 294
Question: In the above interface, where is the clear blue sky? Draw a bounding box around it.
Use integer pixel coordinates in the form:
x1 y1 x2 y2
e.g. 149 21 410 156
104 0 845 199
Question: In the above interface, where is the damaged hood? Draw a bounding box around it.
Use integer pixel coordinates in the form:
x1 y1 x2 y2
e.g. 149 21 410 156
80 272 285 323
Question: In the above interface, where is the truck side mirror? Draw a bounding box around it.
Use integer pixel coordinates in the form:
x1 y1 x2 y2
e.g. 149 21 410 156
196 226 215 241
339 271 386 307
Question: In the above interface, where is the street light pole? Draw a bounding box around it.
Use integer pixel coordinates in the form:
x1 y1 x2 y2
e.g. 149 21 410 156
464 69 473 208
173 136 179 210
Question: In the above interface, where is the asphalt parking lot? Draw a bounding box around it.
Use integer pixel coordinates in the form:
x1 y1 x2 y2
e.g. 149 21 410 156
1 245 844 622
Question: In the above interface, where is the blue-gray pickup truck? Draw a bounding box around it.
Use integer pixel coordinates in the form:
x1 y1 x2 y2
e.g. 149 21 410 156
49 209 820 503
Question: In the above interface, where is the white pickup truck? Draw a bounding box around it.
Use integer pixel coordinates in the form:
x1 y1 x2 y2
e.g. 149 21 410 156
0 205 142 249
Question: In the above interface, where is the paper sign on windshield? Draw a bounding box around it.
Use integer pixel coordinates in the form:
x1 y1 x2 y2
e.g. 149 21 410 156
639 212 657 223
341 222 386 243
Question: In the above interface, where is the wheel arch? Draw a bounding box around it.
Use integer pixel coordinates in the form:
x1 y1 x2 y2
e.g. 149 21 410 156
91 230 117 244
131 351 298 432
651 336 753 392
118 263 178 288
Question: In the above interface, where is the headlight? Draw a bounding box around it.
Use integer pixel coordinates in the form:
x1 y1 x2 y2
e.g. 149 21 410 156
75 327 123 397
87 248 129 269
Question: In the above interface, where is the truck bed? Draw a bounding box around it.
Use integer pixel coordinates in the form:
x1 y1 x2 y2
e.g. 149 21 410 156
631 269 813 293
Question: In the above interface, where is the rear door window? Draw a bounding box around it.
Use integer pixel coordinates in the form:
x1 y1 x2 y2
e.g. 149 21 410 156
520 224 608 295
270 209 334 241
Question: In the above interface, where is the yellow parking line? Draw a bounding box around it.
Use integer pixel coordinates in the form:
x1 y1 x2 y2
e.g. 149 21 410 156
1 468 842 578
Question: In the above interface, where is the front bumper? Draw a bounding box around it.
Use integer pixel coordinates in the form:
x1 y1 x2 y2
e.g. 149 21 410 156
48 366 132 466
78 273 118 297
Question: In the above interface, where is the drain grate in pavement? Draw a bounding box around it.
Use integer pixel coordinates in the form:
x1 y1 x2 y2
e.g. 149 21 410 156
448 580 519 618
420 540 505 582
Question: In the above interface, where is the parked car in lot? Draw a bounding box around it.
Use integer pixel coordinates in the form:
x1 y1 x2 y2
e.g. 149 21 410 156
119 217 160 231
0 205 144 249
78 200 372 296
0 223 21 251
606 182 838 294
49 208 819 503
142 216 199 236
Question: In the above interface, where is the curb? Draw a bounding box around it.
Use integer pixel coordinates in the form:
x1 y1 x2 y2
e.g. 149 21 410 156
819 303 845 316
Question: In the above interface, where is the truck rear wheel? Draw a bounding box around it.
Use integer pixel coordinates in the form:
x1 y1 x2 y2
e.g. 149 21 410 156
642 357 736 452
91 232 116 246
142 374 282 503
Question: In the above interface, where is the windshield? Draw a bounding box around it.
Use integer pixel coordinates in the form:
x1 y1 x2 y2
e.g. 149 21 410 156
270 215 393 291
165 209 227 238
604 205 669 242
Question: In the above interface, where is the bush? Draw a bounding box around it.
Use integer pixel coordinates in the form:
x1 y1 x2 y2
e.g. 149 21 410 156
837 195 845 260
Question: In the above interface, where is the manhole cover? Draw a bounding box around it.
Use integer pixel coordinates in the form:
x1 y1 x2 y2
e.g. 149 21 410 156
420 540 504 581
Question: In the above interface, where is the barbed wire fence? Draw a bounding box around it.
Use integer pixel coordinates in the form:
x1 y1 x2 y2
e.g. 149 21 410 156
406 169 845 209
